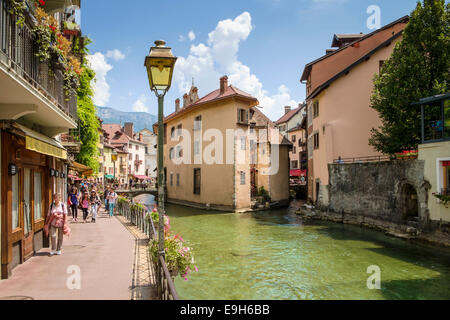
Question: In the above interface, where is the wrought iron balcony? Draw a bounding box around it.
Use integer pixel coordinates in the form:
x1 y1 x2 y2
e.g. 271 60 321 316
0 0 78 124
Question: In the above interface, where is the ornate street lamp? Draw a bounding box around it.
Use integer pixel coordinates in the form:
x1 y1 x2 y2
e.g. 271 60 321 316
145 40 177 295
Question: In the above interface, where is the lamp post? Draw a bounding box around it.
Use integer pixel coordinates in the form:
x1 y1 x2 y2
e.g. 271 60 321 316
145 40 177 295
112 151 118 181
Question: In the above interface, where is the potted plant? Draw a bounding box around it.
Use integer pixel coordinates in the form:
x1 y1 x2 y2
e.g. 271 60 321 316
149 234 198 281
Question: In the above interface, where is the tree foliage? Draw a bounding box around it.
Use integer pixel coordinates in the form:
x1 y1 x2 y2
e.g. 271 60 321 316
76 38 100 173
369 0 450 154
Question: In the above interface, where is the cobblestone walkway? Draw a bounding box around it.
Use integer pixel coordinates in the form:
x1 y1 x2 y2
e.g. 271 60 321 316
116 215 158 300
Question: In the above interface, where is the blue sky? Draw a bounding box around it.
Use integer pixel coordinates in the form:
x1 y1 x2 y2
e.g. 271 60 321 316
82 0 418 121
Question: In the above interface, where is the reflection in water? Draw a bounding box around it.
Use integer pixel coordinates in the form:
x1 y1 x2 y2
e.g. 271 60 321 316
135 194 450 300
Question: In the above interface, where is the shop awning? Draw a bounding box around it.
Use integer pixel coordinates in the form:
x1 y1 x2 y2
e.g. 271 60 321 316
69 161 92 173
68 174 82 181
14 123 67 160
104 175 114 179
290 170 306 177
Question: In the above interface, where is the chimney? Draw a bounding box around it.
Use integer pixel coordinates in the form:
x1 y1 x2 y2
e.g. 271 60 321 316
220 76 228 94
139 133 143 142
183 93 189 108
175 98 180 112
190 87 199 104
124 122 134 139
284 106 291 115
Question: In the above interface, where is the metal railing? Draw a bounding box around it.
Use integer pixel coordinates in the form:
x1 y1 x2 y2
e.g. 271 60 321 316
0 0 78 121
117 201 179 300
333 155 393 164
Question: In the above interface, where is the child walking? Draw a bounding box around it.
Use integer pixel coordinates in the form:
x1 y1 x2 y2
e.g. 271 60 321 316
81 193 90 223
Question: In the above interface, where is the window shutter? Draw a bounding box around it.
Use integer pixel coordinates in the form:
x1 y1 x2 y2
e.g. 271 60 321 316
237 109 242 123
245 110 249 123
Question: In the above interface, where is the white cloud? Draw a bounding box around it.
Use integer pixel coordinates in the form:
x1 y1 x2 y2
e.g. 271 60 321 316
188 31 196 41
173 12 299 120
178 35 186 42
132 94 149 113
106 49 126 61
87 52 113 107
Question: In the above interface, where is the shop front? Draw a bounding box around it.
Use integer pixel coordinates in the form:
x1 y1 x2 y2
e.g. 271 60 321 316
1 123 68 279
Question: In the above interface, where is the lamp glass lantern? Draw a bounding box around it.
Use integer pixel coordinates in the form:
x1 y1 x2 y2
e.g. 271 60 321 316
144 40 177 95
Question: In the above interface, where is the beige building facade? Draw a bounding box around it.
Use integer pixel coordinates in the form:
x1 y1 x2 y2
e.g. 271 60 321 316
301 17 409 205
157 77 291 211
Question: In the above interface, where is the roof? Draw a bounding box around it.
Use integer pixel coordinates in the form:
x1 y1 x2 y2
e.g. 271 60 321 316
300 16 409 82
163 84 258 124
275 105 304 125
412 93 450 105
251 107 275 128
102 124 130 145
331 33 365 47
307 31 404 100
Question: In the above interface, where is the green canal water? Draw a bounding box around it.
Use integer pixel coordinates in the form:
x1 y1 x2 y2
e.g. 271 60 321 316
136 195 450 300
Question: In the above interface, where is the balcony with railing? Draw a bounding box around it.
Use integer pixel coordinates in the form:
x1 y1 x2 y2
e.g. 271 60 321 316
0 0 80 133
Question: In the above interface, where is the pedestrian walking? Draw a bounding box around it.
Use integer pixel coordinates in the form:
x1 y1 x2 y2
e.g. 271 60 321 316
104 187 110 212
81 193 90 223
44 194 69 256
107 188 118 218
90 191 101 223
68 187 79 222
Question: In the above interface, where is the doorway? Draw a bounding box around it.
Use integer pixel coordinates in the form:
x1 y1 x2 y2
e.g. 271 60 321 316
400 183 419 221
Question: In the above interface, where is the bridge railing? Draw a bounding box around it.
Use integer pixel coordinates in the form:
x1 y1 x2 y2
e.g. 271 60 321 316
117 200 179 300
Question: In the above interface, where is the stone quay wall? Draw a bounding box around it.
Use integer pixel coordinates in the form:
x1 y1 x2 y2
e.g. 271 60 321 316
301 160 450 247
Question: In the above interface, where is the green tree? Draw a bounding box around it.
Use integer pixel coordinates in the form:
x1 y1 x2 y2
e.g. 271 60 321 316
76 38 100 173
369 0 450 154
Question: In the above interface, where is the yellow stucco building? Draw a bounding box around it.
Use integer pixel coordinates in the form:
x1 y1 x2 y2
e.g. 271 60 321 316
155 76 291 211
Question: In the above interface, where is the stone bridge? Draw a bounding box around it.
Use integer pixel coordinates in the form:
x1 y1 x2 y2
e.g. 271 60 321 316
116 188 158 199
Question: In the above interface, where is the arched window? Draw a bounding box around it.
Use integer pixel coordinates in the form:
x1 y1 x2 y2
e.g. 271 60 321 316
194 116 202 131
171 127 175 138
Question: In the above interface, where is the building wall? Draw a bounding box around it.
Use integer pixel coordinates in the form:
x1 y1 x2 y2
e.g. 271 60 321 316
419 141 450 222
128 141 146 177
308 37 401 203
140 130 157 178
307 21 407 96
103 147 113 176
268 144 290 202
165 99 237 209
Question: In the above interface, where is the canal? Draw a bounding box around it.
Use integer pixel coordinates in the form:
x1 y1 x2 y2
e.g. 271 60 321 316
135 194 450 300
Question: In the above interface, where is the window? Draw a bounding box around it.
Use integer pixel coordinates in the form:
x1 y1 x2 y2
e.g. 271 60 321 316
194 116 202 131
292 135 296 143
177 173 180 187
169 148 174 160
238 109 248 124
241 137 246 150
240 171 246 185
194 140 200 155
145 147 148 154
250 140 255 151
176 146 183 158
441 161 450 195
135 145 139 151
194 169 201 195
291 161 299 169
171 127 175 138
129 154 132 161
313 101 319 118
279 125 286 132
170 173 174 186
313 132 320 150
299 139 302 147
12 171 19 230
177 124 182 137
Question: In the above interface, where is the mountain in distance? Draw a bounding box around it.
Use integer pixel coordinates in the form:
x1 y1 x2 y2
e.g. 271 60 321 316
97 106 157 133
